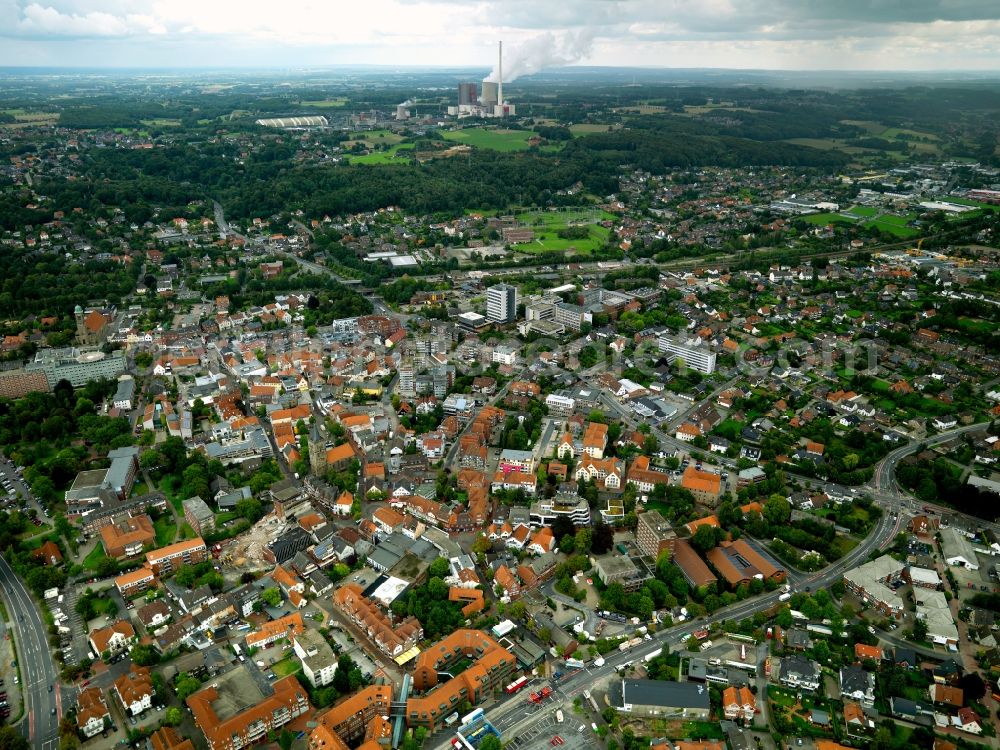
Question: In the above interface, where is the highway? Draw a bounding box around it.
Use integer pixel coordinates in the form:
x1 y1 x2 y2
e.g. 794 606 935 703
0 555 61 750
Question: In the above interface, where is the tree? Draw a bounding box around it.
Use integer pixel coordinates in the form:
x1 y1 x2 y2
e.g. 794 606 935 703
559 534 576 554
261 587 282 607
428 557 450 579
129 644 160 666
575 527 593 554
479 736 501 750
472 535 492 555
909 617 928 643
235 497 264 523
163 707 182 726
181 463 210 499
959 671 986 701
763 495 791 525
174 673 202 701
690 523 719 554
333 654 355 694
592 522 614 554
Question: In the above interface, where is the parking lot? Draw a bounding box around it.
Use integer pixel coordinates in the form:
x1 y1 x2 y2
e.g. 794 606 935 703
503 711 601 750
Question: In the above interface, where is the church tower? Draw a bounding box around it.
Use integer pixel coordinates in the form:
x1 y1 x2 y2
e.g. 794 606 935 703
74 304 85 342
308 422 327 477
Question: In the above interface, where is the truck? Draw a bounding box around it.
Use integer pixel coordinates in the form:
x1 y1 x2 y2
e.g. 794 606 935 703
529 687 553 704
616 544 628 555
778 592 791 602
699 640 714 651
643 647 663 662
692 628 709 641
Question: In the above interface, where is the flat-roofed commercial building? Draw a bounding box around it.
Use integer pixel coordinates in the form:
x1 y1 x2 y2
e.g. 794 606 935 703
486 283 517 324
657 336 717 375
182 496 215 536
611 679 710 719
636 510 676 559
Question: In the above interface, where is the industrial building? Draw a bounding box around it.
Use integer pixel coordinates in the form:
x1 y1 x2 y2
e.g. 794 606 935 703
448 43 517 118
255 116 328 129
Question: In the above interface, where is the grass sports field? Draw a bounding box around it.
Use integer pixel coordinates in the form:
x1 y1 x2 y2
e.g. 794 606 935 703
441 127 562 152
507 208 615 256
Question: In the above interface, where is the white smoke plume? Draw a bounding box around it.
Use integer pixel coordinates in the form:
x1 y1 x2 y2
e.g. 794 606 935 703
484 29 594 84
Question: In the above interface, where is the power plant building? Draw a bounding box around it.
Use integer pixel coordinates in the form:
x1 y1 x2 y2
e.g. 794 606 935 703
448 43 516 118
458 83 478 105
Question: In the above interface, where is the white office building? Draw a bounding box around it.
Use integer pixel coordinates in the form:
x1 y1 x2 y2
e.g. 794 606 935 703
486 283 517 324
657 335 717 375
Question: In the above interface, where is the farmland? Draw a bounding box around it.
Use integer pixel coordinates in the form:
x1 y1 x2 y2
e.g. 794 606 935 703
300 98 348 108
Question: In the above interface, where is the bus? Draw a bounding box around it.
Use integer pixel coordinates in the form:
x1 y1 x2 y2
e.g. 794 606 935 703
505 676 529 695
461 708 484 726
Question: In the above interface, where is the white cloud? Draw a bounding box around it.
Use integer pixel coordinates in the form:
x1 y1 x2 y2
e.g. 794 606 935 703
2 0 1000 68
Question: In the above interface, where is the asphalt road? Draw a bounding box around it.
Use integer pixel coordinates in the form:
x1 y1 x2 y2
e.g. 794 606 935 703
431 505 900 750
0 555 60 750
435 423 994 749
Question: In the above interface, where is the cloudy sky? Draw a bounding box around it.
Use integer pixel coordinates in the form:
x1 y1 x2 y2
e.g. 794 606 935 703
1 0 999 71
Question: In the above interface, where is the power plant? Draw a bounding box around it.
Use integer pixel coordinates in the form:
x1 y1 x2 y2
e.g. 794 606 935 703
448 41 516 118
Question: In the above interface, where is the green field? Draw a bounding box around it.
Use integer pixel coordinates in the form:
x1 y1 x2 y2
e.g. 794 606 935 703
569 123 616 136
20 523 52 539
346 129 403 145
0 109 59 128
944 196 998 209
140 118 181 127
504 208 615 256
346 143 415 164
271 656 302 677
802 212 858 226
829 535 859 559
301 98 348 108
441 127 556 152
863 214 918 237
846 205 877 217
154 516 176 546
82 544 109 572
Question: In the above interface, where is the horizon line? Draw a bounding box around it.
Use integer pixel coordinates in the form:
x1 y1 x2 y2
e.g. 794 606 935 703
1 63 1000 75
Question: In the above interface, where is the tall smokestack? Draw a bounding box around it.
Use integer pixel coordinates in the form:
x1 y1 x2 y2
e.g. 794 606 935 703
498 40 503 109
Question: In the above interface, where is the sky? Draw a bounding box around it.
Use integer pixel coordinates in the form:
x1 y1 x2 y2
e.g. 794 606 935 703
1 0 1000 71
